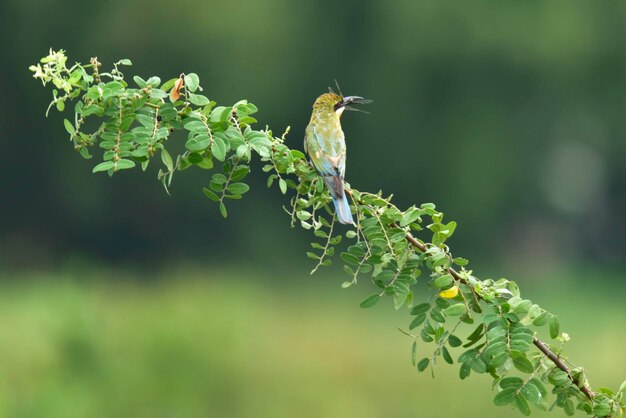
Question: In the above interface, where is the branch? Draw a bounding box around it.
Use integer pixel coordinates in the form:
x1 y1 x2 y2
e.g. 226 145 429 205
533 338 595 400
402 227 597 402
30 49 623 418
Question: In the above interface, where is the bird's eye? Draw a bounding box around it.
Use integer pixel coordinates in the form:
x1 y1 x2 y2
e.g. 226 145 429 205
334 101 344 111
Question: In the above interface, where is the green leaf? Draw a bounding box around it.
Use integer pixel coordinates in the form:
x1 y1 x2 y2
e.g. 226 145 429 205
549 370 570 386
484 341 507 357
183 118 205 131
80 104 104 116
151 86 168 99
115 159 136 170
549 316 560 339
189 93 210 106
409 313 426 330
400 209 421 227
563 399 575 416
203 188 219 201
432 274 453 289
493 388 517 406
441 346 453 364
459 362 471 379
444 303 466 317
410 303 430 315
136 113 155 128
63 119 75 135
448 334 462 347
527 304 542 321
466 324 484 343
509 340 531 353
212 173 227 185
186 138 211 152
227 182 250 195
161 149 173 171
211 136 227 161
360 294 381 309
458 348 479 363
160 77 178 92
92 161 114 173
512 355 534 373
341 252 359 265
529 378 547 398
313 229 328 239
597 387 616 396
411 341 417 366
533 311 549 326
515 394 531 416
592 402 611 416
469 357 486 373
511 326 533 339
453 257 469 266
297 211 312 221
491 351 509 367
184 73 200 92
579 401 593 415
219 201 227 218
102 81 124 97
434 298 450 310
430 308 446 323
231 166 249 181
117 58 132 66
133 76 147 88
279 178 287 194
520 382 542 406
78 147 92 160
394 292 408 310
417 357 430 372
500 377 524 389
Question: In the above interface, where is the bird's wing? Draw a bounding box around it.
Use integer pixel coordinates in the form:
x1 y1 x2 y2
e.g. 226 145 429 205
307 125 346 178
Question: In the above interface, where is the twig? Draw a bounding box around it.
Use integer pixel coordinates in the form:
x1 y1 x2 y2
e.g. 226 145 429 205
533 337 595 400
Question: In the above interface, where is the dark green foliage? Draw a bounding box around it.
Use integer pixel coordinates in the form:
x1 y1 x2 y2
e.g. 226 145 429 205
31 50 624 418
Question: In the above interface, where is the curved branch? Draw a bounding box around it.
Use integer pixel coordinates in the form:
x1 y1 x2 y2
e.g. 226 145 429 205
30 50 621 418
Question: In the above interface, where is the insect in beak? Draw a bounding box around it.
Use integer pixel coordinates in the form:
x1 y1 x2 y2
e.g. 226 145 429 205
341 96 373 113
342 96 372 105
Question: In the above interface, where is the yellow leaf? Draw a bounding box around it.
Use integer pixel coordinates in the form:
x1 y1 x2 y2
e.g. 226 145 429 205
439 285 459 299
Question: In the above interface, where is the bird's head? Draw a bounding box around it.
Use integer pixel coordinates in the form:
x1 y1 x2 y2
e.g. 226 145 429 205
312 92 372 117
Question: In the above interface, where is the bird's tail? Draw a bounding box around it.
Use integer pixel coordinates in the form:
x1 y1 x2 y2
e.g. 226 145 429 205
323 175 354 225
331 193 354 225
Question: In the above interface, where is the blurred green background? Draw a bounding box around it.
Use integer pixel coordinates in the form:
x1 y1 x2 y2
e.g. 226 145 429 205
1 0 625 417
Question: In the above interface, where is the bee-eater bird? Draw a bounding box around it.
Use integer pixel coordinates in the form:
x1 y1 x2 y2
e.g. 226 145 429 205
304 92 371 225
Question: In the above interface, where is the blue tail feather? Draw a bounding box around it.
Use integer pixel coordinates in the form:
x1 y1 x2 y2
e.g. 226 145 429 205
332 193 354 225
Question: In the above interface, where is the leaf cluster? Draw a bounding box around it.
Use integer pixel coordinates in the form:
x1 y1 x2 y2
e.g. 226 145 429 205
31 50 624 418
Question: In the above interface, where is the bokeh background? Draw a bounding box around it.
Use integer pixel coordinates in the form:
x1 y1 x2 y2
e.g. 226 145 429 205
1 1 625 417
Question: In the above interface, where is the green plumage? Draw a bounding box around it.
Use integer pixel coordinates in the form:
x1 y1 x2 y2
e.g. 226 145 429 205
304 93 353 224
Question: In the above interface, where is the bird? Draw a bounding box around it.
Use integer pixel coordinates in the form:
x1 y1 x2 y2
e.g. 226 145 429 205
304 91 371 225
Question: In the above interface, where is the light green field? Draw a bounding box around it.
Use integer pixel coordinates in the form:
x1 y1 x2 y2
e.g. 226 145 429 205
0 266 623 418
